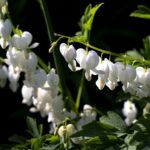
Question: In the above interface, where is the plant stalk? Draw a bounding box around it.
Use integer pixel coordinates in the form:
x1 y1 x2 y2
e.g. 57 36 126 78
38 0 75 111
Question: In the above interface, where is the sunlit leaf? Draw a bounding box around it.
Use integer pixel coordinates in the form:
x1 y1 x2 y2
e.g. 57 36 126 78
130 5 150 19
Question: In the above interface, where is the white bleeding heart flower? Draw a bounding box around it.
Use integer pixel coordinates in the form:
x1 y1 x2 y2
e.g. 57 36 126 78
30 68 47 87
106 80 118 90
25 52 38 71
60 43 77 71
144 68 150 87
6 47 37 72
107 60 118 83
19 52 38 72
122 100 137 126
0 38 8 49
46 68 59 88
60 43 76 62
0 19 12 48
8 65 20 92
76 48 99 81
11 31 39 50
0 19 12 39
95 58 109 90
135 67 150 87
0 65 7 88
77 104 96 130
135 67 145 84
21 84 34 105
6 47 20 68
116 62 136 84
45 68 59 97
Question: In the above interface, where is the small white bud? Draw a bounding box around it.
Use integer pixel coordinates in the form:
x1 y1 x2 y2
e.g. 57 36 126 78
58 125 66 137
66 124 75 136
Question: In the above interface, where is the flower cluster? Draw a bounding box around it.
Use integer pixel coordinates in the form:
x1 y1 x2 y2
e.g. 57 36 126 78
0 1 66 129
60 43 150 99
0 2 98 132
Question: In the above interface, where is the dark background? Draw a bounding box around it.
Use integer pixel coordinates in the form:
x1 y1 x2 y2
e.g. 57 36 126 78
0 0 150 144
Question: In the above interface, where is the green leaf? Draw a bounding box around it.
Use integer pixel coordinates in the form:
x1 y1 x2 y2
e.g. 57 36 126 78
140 36 150 59
47 135 60 144
100 111 126 131
130 5 150 19
126 50 143 59
74 3 104 43
26 116 42 138
31 138 42 150
72 121 107 138
38 124 43 136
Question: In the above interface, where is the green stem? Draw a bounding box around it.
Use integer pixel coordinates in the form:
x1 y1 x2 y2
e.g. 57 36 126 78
38 0 65 95
55 33 122 57
37 56 49 73
55 33 150 65
75 71 85 112
38 0 76 111
38 0 54 43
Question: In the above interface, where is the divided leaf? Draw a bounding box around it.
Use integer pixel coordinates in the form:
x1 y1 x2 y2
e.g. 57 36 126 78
100 111 126 131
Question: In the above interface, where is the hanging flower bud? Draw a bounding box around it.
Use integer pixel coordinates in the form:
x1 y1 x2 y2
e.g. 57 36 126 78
60 43 76 62
0 19 12 48
95 58 109 90
30 69 47 87
21 84 34 105
60 43 77 71
66 124 75 136
47 68 59 88
20 52 38 72
116 62 136 83
0 19 12 39
8 65 20 92
76 48 99 81
58 125 66 137
143 68 150 87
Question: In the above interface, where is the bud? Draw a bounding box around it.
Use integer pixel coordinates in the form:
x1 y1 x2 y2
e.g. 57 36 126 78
21 84 34 105
66 124 75 136
47 68 59 88
60 43 76 63
58 125 66 137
